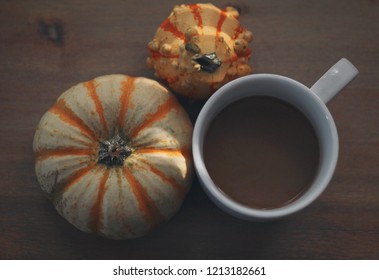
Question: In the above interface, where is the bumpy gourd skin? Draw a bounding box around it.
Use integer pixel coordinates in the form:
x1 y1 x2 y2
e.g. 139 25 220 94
147 3 253 99
33 74 193 239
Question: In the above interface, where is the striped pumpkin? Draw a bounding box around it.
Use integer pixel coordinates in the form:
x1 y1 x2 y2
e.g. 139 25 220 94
33 74 193 239
147 3 253 99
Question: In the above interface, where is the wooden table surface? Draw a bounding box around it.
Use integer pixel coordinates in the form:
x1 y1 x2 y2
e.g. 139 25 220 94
1 0 378 260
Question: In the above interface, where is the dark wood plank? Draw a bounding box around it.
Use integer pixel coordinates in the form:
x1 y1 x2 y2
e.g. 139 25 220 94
0 0 378 259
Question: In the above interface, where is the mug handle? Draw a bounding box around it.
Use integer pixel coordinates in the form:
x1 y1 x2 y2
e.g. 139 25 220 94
310 58 359 104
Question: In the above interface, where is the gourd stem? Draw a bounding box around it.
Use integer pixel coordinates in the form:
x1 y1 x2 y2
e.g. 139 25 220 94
98 134 133 167
192 52 222 73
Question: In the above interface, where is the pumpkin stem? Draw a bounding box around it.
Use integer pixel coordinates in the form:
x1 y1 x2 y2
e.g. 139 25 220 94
98 134 133 167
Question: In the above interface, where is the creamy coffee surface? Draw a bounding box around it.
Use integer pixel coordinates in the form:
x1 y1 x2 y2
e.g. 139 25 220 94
203 96 320 209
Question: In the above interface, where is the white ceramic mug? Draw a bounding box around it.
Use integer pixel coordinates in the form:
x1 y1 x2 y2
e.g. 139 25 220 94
192 58 358 220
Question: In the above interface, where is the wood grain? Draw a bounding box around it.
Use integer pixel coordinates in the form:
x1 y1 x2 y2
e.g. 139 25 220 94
0 0 378 259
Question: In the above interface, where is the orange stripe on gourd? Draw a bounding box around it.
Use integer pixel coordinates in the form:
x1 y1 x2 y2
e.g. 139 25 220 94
188 4 203 29
232 24 245 40
160 18 185 41
216 10 227 39
149 49 180 60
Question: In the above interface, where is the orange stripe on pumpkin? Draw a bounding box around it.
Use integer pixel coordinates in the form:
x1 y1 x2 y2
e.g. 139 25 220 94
188 4 203 29
136 147 191 161
160 18 185 41
141 159 187 200
88 168 110 232
49 99 98 141
118 76 136 128
129 96 178 139
35 147 94 161
123 167 165 227
84 80 109 133
135 148 183 157
64 133 95 148
114 168 135 235
62 164 95 192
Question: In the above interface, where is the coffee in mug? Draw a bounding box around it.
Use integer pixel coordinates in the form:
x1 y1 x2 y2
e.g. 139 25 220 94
203 96 320 209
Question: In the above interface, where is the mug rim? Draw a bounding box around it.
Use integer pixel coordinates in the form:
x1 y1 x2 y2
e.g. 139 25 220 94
192 73 339 220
